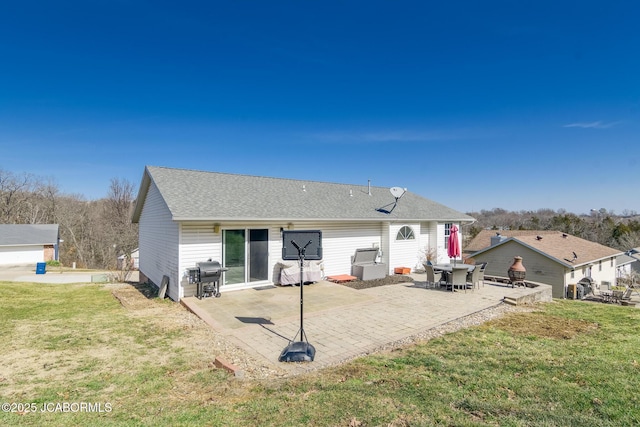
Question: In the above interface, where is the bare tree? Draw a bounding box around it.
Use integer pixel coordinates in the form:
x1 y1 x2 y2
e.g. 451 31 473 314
102 178 138 270
0 169 58 224
55 194 93 268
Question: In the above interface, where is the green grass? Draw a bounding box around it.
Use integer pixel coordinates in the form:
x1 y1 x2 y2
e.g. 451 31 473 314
1 281 639 426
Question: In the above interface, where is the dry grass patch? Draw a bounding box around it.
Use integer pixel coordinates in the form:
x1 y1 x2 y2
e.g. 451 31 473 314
483 311 600 339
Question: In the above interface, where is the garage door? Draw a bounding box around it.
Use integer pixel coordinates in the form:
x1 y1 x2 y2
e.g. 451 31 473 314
0 246 44 266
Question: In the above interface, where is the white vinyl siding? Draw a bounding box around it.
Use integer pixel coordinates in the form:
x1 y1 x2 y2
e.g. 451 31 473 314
564 256 618 289
179 223 221 297
179 222 280 294
285 222 384 277
0 245 44 265
419 222 437 266
275 221 438 277
142 215 446 300
138 181 180 300
388 223 421 272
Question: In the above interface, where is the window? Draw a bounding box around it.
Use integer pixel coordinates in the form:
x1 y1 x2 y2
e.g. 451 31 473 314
396 226 415 240
444 223 452 249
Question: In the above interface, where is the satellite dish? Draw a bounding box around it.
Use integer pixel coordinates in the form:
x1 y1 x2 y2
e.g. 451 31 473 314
390 187 405 199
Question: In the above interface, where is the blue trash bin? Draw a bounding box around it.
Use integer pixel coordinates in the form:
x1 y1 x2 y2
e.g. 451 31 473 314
36 262 46 274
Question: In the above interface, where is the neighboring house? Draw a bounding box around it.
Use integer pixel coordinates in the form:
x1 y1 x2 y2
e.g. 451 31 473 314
132 166 474 301
117 248 140 270
468 231 622 299
0 224 60 266
624 247 640 275
615 253 637 279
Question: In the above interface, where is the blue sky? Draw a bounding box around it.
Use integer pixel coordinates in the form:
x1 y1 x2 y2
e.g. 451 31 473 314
1 1 638 215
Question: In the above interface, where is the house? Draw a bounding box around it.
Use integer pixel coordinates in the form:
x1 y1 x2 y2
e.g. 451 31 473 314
468 231 623 298
117 248 140 270
0 224 60 266
615 253 637 279
621 247 640 276
132 166 475 301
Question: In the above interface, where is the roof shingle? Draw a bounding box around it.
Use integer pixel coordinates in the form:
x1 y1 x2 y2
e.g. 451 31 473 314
0 224 59 246
470 230 622 267
133 166 475 223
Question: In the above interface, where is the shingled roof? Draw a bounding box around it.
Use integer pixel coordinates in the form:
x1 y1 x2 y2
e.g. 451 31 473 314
470 231 622 268
465 229 557 253
132 166 475 223
0 224 59 246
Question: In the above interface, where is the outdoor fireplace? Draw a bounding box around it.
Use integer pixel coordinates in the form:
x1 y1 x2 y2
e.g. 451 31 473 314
507 256 526 287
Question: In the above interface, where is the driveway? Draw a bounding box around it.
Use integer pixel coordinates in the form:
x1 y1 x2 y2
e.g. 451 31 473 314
0 266 134 284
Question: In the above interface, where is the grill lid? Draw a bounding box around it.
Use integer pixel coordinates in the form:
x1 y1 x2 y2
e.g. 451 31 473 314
197 260 222 277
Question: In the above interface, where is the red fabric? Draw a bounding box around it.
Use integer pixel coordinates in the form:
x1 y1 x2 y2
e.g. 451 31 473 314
447 225 461 259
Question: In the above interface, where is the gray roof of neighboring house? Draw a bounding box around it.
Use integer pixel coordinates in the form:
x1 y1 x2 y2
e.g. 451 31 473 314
0 224 60 246
628 247 640 261
617 253 637 266
132 166 475 223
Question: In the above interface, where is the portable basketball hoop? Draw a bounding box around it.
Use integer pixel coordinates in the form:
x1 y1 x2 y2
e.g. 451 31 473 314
278 230 322 362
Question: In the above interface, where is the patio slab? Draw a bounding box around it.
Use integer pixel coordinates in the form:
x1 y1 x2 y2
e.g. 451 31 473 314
182 277 551 375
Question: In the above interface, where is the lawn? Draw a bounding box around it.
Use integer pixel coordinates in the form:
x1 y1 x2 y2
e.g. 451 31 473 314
1 281 639 426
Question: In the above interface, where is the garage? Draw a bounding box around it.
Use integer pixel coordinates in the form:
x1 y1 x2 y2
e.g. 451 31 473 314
0 224 60 266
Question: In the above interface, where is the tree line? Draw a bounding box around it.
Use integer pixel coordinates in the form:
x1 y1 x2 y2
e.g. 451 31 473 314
0 168 138 269
466 208 640 251
2 167 639 269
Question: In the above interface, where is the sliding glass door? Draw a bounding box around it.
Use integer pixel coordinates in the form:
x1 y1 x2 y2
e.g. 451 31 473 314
248 229 268 282
223 228 269 285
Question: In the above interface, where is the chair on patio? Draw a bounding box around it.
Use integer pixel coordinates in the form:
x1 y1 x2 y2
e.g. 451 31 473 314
602 286 632 304
599 282 615 303
466 265 482 291
423 264 444 289
449 266 470 292
621 286 633 301
477 262 487 287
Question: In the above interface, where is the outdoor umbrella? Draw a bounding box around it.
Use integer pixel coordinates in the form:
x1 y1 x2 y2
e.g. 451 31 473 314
447 225 461 264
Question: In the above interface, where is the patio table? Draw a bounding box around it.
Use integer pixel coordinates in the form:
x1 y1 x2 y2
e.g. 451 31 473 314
433 263 475 272
433 264 475 291
601 289 624 304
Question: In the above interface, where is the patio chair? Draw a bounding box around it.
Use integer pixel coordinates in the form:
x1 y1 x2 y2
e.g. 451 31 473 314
449 266 470 292
477 262 487 287
423 264 443 289
604 287 632 304
466 266 482 291
599 283 619 303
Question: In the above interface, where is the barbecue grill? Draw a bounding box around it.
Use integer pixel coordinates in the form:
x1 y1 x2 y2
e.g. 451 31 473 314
187 260 227 299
